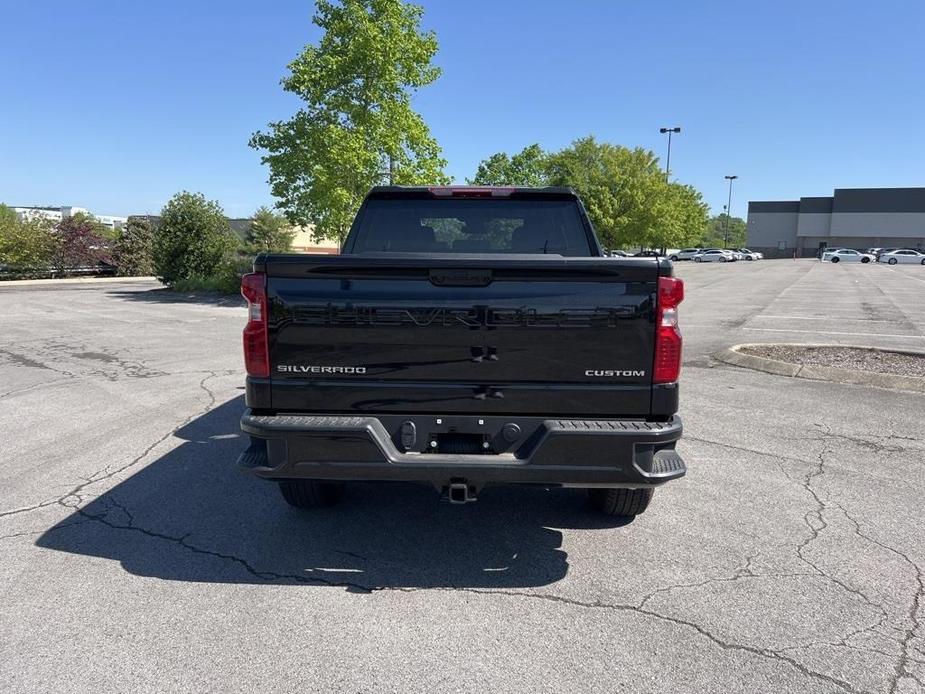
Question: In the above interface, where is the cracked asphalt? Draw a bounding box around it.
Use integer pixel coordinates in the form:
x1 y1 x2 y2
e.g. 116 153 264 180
1 260 924 694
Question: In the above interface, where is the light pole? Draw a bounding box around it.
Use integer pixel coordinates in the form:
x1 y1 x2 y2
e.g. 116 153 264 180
659 127 681 180
723 175 738 247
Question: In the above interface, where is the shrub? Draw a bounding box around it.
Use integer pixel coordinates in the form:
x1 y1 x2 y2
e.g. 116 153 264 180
51 213 111 275
171 254 254 295
153 192 233 286
114 217 156 276
0 206 56 276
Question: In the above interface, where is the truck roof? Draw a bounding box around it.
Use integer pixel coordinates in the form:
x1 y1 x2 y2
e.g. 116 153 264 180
365 185 579 200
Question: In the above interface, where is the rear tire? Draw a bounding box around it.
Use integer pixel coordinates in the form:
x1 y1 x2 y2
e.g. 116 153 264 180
719 256 727 262
862 257 870 263
669 255 678 261
888 258 897 265
831 256 840 263
588 487 654 517
694 256 702 262
921 258 925 265
278 480 345 509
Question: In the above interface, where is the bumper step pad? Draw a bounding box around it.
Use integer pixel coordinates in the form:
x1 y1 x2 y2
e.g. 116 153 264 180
650 449 687 477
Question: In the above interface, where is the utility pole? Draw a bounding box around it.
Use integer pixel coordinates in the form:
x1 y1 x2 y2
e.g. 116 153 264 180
379 154 395 185
723 175 738 248
659 127 681 181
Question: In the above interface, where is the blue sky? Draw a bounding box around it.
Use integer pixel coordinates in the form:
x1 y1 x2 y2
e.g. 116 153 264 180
1 0 923 219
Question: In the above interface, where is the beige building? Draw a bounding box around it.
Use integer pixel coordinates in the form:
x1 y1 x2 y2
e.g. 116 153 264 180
747 188 925 258
224 219 340 254
290 225 339 254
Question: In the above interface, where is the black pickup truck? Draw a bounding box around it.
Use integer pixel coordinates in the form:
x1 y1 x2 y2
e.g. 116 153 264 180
237 186 686 517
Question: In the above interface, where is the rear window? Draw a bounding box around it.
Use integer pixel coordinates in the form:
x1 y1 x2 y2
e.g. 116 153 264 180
349 198 593 256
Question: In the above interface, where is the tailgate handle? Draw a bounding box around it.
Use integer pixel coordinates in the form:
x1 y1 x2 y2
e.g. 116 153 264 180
430 269 493 287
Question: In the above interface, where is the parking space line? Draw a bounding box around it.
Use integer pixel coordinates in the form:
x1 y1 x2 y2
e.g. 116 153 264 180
743 327 924 339
878 265 925 285
752 315 897 323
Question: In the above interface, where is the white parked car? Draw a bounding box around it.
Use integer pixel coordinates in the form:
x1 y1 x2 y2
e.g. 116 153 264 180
692 249 735 263
877 249 925 265
669 248 702 261
821 248 874 263
735 248 763 260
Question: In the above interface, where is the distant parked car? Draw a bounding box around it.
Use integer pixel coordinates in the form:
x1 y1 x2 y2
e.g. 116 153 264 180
692 249 735 263
734 248 763 260
877 249 925 265
875 248 898 261
821 248 874 263
608 250 628 257
633 250 661 257
669 248 701 261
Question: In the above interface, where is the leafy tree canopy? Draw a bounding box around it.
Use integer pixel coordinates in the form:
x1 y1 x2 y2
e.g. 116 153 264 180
700 213 746 248
544 136 708 249
248 206 296 253
52 212 112 274
153 192 232 286
250 0 449 242
467 144 549 187
0 205 56 272
115 217 156 276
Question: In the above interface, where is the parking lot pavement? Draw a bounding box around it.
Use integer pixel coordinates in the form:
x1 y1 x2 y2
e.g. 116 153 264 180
1 267 923 694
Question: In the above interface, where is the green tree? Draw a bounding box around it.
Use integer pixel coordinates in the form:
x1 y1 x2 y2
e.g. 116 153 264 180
0 206 56 274
700 213 746 248
248 206 296 252
114 217 156 276
467 144 549 186
250 0 449 243
0 203 16 231
545 136 707 249
153 192 232 286
51 212 112 275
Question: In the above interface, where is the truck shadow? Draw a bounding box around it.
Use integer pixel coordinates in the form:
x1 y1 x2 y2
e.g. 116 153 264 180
36 396 632 591
107 288 243 307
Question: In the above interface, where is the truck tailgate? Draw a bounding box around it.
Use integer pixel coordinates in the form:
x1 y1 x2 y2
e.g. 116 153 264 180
259 255 661 417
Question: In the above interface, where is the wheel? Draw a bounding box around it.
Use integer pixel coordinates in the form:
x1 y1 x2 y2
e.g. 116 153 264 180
888 258 897 265
921 258 925 265
719 256 727 262
588 488 654 517
831 256 840 263
746 256 754 261
694 256 702 262
278 480 345 509
669 255 678 261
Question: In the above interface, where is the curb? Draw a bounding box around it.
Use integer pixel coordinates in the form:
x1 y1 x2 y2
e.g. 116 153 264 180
712 343 925 394
0 276 159 287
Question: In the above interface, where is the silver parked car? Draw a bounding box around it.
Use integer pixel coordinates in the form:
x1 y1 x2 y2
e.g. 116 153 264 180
669 248 702 261
692 249 735 263
821 248 874 263
734 247 763 260
877 248 925 265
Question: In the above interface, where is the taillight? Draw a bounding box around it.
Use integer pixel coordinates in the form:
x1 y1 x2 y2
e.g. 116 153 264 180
653 276 684 384
241 272 269 377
